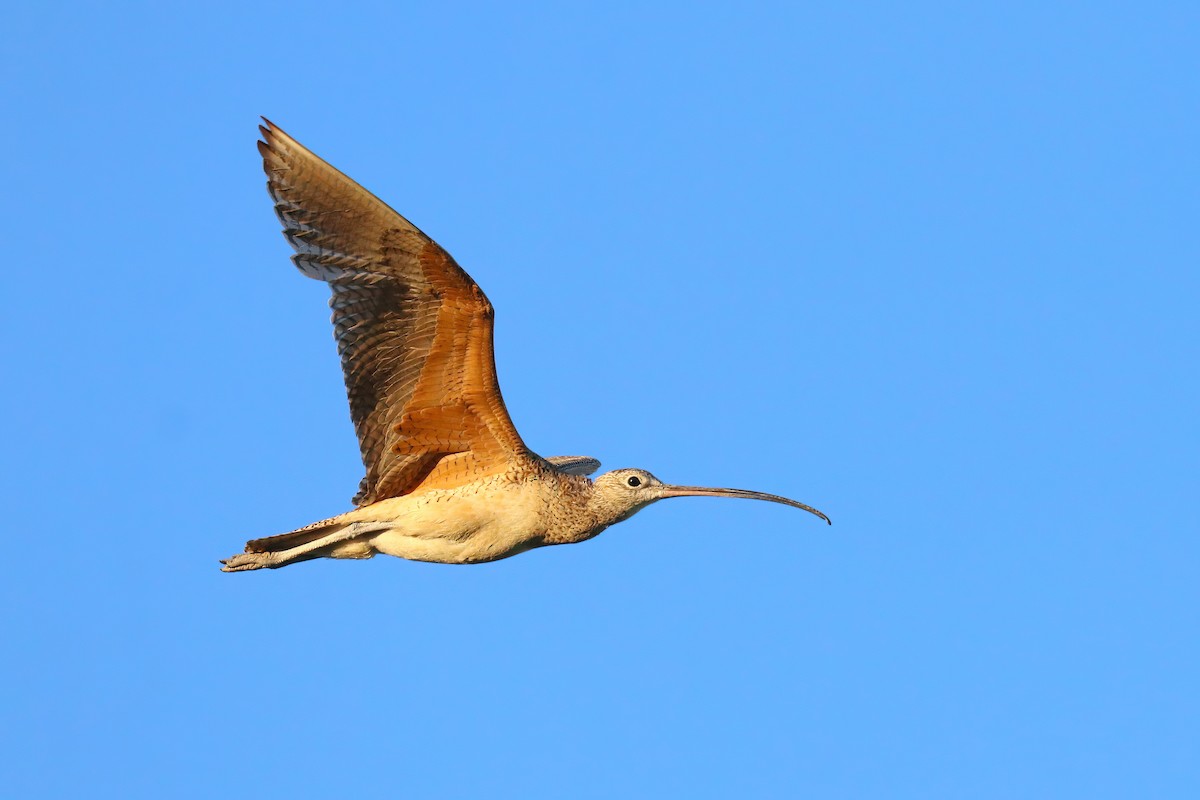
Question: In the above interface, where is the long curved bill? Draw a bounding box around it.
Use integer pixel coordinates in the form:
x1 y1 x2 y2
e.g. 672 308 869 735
658 485 831 525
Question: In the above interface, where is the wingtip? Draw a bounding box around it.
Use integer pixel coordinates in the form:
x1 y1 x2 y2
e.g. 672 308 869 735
257 117 289 149
257 117 274 159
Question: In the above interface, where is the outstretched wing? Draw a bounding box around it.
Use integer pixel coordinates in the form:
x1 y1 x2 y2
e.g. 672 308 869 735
258 120 535 505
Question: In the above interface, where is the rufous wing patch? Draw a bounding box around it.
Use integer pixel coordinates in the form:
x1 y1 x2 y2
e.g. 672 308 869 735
392 404 476 455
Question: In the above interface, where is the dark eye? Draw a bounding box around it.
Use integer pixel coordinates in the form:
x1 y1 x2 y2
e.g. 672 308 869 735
627 476 642 487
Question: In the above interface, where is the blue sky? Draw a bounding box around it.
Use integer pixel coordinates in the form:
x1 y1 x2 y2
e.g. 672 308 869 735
2 2 1197 797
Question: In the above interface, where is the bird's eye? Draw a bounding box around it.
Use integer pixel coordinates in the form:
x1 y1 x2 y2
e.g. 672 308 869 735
627 476 642 487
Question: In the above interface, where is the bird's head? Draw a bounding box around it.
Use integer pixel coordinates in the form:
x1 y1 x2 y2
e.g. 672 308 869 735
588 468 831 528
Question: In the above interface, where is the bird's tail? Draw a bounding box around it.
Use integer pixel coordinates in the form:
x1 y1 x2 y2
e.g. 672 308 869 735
244 516 345 554
220 515 350 572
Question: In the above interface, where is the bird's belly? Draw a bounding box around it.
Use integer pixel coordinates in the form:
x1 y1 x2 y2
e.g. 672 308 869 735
368 529 546 564
359 483 549 564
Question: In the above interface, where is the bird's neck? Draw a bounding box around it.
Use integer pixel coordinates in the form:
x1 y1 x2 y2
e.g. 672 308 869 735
587 491 644 530
541 474 636 544
577 483 653 539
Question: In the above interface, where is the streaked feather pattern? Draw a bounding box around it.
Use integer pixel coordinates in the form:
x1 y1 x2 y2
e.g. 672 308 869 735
258 120 541 504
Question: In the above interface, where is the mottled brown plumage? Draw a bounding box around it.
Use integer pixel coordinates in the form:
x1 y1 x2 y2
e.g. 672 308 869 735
221 121 828 572
259 122 533 504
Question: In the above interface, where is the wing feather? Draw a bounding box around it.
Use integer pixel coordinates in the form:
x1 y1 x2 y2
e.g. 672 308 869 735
546 456 602 476
258 120 535 504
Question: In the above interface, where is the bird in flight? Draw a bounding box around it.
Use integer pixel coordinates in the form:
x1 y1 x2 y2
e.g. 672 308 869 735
221 121 829 572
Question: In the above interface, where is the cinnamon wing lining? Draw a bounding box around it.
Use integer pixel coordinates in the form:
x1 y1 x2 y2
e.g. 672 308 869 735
258 120 535 505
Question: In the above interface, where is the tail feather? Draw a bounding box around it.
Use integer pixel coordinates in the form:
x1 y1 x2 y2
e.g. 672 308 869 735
244 517 346 553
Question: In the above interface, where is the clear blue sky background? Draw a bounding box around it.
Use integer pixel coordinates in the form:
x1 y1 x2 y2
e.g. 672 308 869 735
2 2 1196 797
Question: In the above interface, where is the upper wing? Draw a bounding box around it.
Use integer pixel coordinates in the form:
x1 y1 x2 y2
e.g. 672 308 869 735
258 120 535 505
545 456 602 476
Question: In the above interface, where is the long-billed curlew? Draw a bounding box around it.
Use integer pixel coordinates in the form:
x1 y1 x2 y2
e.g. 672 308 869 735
220 121 829 572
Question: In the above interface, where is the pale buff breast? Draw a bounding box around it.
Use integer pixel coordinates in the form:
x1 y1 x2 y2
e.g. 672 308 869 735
348 476 560 564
